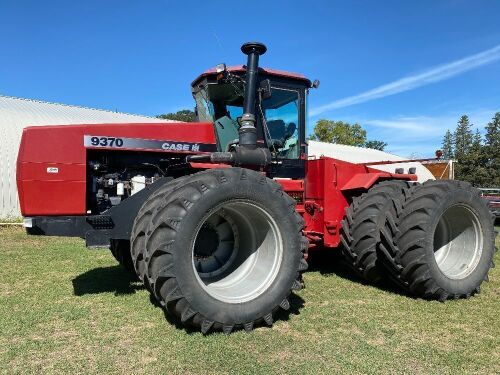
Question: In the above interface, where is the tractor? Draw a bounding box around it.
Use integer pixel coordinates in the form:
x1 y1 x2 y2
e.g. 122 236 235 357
16 42 496 334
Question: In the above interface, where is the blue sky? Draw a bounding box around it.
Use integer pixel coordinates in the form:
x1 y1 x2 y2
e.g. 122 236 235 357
1 0 499 157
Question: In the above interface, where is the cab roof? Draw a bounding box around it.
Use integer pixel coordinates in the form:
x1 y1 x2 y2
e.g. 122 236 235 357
191 65 312 87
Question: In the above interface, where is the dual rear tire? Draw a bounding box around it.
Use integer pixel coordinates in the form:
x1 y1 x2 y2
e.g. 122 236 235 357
340 180 411 283
341 179 495 300
379 180 495 300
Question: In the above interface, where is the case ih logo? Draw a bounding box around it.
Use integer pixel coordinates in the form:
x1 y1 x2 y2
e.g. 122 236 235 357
161 142 200 152
83 135 215 153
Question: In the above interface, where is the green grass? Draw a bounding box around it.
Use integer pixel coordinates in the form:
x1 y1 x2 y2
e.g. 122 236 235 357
0 227 498 375
0 217 22 224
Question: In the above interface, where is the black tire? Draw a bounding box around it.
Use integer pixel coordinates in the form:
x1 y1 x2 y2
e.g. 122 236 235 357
144 168 308 333
110 239 136 275
379 180 496 300
340 180 411 283
130 177 181 289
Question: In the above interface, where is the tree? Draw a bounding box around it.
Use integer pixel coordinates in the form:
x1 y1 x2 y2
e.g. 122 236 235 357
453 115 473 161
441 130 454 159
485 112 500 155
449 115 492 186
309 119 387 151
466 129 489 186
440 112 500 186
157 109 196 122
364 140 387 151
309 120 366 146
471 129 482 156
483 112 500 186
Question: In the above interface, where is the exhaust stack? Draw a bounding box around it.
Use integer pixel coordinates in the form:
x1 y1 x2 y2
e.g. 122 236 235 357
239 42 267 149
188 41 272 167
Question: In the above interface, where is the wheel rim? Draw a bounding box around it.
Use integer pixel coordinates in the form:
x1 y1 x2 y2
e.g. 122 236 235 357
192 200 283 304
433 204 483 279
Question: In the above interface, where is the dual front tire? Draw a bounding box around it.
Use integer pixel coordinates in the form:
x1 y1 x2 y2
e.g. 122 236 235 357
130 168 308 333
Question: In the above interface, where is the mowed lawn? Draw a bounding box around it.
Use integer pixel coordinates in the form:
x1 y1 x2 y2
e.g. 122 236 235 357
0 227 498 375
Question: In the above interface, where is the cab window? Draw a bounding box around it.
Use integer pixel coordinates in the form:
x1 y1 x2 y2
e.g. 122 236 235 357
263 87 300 159
194 82 302 159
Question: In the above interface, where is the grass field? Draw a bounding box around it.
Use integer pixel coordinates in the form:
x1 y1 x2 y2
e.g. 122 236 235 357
0 226 498 375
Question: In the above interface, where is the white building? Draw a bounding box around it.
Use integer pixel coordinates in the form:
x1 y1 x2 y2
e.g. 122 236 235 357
308 141 435 182
0 95 170 219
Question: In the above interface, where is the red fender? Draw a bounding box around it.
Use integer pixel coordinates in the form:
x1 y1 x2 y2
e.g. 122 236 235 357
341 172 416 191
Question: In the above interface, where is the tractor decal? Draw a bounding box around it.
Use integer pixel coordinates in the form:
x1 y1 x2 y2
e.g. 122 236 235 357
83 135 216 153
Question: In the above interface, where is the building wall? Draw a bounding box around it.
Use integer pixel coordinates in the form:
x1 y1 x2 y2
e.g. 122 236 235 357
0 96 170 219
421 160 454 180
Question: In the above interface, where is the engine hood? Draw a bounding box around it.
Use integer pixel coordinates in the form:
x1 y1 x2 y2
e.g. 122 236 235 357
16 122 217 216
18 122 217 164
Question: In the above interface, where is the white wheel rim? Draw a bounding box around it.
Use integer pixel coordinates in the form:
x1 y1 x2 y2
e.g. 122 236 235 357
433 204 483 279
192 201 283 304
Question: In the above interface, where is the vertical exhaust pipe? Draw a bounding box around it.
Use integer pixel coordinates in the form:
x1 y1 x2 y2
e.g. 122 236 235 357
188 41 271 166
239 42 267 149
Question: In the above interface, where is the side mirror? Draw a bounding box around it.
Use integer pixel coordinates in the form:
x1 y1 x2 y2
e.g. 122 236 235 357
311 79 320 89
259 79 272 99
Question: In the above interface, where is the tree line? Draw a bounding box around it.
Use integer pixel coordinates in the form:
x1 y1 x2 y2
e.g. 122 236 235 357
441 113 499 187
157 109 197 122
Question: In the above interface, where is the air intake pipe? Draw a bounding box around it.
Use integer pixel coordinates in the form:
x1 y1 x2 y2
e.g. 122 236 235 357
188 42 272 167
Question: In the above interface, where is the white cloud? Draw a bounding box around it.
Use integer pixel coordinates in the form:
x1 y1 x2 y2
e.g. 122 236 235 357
360 109 497 157
310 44 500 116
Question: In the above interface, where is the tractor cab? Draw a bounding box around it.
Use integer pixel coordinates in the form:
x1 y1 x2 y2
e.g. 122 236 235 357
191 65 313 178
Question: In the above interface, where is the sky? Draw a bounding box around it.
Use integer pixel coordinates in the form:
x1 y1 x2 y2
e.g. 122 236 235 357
1 0 499 157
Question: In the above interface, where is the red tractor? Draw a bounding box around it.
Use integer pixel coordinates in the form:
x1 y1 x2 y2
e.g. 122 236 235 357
17 42 496 334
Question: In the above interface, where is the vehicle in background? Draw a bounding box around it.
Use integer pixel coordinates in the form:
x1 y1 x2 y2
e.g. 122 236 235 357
479 188 500 220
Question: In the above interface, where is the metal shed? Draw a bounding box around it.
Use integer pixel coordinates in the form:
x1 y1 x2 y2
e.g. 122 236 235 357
0 95 170 219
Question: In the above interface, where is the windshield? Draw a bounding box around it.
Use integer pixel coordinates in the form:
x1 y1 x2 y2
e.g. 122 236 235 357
195 83 300 159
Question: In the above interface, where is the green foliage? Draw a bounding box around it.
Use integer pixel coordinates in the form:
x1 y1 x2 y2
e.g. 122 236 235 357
364 140 387 151
309 120 366 145
157 109 196 122
454 115 473 161
442 130 454 159
485 112 500 155
441 112 500 187
484 113 500 186
0 217 22 224
310 119 387 150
